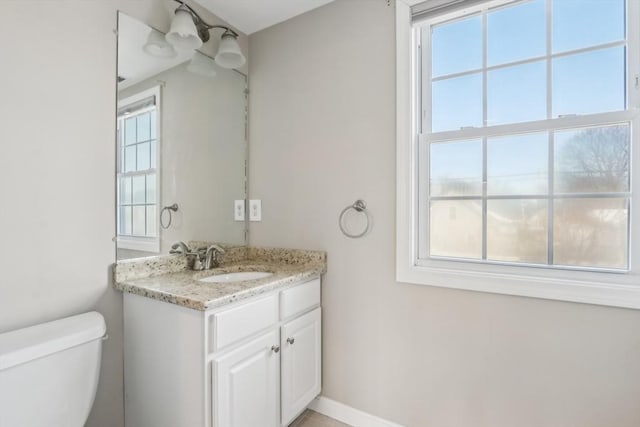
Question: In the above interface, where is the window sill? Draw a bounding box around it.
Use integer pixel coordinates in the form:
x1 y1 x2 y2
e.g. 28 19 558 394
117 236 160 253
396 261 640 309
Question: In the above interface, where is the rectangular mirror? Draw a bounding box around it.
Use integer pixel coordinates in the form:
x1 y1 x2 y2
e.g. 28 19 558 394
115 12 247 261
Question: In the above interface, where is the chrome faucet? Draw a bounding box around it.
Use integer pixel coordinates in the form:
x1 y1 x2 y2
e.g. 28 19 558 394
169 241 225 270
204 244 226 269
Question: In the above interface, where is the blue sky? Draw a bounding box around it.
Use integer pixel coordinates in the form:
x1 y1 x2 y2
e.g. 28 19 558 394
429 0 625 133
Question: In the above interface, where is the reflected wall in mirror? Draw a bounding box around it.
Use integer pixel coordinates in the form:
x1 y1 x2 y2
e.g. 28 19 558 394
116 13 247 261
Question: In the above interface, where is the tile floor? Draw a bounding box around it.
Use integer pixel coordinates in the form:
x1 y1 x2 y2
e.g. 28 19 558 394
289 409 351 427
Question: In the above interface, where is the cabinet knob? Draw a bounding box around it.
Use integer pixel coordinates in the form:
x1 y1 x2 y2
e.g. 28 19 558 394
271 345 280 353
286 337 295 345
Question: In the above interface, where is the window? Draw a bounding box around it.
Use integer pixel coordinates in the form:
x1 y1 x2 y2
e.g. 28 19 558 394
396 0 640 308
116 87 160 253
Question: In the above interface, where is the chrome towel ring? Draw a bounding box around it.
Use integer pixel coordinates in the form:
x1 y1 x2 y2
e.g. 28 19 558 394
160 203 179 229
339 199 371 238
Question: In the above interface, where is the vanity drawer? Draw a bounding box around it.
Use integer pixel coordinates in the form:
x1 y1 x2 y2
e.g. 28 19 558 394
212 294 279 352
280 278 321 320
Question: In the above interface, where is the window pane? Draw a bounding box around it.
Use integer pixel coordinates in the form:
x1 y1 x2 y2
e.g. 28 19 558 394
553 0 625 53
430 139 482 196
146 174 156 204
430 200 482 259
487 199 548 263
488 61 546 125
432 73 482 132
124 117 137 146
120 176 132 205
117 124 125 171
132 175 146 204
132 206 146 236
137 113 151 142
487 133 548 195
552 47 625 117
120 206 132 235
554 198 628 269
119 146 125 172
137 142 150 171
554 124 629 193
150 110 157 140
487 0 545 66
150 139 157 169
124 146 136 173
146 206 157 238
431 14 482 77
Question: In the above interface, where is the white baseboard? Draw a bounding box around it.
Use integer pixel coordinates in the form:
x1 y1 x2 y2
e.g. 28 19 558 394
308 396 405 427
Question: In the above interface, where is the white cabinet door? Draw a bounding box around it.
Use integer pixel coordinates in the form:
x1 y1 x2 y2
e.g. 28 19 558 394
213 329 280 427
280 308 322 426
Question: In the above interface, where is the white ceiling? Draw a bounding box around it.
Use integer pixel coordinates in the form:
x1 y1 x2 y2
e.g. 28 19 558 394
193 0 336 34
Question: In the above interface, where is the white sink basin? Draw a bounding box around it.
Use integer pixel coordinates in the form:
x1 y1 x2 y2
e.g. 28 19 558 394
198 271 273 283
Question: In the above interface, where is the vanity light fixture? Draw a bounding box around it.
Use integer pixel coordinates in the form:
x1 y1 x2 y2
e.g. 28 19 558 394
143 29 178 58
166 5 202 51
165 0 246 69
187 52 217 77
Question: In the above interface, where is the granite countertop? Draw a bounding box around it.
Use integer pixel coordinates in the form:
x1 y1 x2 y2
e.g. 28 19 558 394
113 246 326 311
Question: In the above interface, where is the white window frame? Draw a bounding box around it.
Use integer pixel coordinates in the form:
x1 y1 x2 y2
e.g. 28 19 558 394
116 86 161 253
396 0 640 309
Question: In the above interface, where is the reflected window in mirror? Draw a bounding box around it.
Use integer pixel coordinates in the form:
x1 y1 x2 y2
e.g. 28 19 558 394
117 86 161 254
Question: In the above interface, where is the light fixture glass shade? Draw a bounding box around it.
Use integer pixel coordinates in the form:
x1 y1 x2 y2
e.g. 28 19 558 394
187 52 217 78
214 34 246 69
143 30 178 58
166 9 203 51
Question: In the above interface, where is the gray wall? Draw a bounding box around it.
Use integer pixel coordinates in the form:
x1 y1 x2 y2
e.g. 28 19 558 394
0 1 247 426
248 1 640 426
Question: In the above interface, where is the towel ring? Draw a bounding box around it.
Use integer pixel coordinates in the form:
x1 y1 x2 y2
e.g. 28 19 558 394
160 203 179 229
339 199 371 238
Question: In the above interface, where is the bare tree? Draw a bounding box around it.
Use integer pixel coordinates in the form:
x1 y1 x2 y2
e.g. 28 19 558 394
556 125 629 193
554 125 629 268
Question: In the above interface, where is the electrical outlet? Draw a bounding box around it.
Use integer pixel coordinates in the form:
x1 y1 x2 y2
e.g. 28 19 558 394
234 200 245 221
249 199 262 221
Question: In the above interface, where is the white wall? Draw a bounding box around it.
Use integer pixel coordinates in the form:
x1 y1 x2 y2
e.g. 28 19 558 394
248 1 640 426
0 2 247 426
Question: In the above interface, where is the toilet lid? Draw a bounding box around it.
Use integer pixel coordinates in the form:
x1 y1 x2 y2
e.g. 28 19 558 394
0 311 105 371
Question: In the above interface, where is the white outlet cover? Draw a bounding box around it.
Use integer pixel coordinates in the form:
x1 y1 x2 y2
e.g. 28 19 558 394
234 200 245 221
249 199 262 221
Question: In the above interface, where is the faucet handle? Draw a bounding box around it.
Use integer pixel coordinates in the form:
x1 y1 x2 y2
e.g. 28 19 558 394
170 241 191 254
208 244 226 254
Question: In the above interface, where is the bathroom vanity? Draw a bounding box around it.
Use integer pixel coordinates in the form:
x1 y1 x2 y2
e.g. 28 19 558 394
114 247 325 427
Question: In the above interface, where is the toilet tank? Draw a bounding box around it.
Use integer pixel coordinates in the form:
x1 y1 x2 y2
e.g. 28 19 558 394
0 311 106 427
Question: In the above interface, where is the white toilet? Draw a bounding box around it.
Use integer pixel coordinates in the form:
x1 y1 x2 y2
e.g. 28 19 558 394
0 311 106 427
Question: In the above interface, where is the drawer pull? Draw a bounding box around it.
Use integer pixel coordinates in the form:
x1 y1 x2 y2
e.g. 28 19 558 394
271 345 280 353
286 337 295 345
